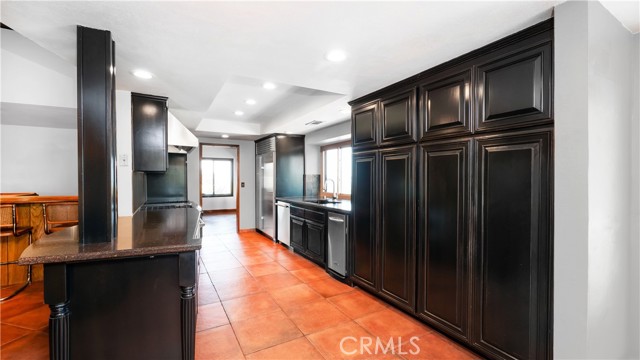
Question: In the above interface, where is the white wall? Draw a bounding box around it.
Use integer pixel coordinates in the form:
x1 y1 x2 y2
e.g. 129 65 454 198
0 124 77 195
115 90 133 217
629 31 640 360
201 145 237 211
303 120 351 174
555 2 640 358
190 137 255 230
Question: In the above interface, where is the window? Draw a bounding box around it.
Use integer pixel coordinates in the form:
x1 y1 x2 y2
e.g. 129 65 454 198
202 158 233 197
321 141 352 199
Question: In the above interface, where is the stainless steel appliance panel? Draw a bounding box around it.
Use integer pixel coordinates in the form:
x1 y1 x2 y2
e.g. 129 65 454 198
276 201 290 246
328 212 348 276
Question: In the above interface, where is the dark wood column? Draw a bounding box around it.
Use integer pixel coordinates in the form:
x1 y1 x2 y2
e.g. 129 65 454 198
76 25 117 244
44 264 69 360
179 252 197 360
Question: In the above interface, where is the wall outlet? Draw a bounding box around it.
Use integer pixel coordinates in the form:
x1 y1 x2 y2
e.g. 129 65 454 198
241 182 245 188
118 154 129 167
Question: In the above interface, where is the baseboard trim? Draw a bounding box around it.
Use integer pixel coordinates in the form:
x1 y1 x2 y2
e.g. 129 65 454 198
202 209 236 215
238 228 256 233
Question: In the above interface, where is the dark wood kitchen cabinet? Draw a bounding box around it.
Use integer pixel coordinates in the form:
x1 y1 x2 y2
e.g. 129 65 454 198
417 139 471 342
132 93 168 172
419 68 472 140
351 151 378 292
379 145 416 312
289 207 326 266
351 146 416 313
351 89 417 150
379 88 417 146
475 36 552 132
349 19 553 360
352 101 378 149
473 130 551 360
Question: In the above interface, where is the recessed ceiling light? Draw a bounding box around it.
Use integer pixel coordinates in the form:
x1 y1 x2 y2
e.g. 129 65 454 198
132 69 153 79
340 108 351 114
263 82 276 90
246 99 256 105
221 134 229 138
285 131 292 134
234 110 244 116
326 49 347 62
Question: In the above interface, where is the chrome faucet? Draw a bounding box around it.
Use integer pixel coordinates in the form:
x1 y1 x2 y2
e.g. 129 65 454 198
324 179 337 199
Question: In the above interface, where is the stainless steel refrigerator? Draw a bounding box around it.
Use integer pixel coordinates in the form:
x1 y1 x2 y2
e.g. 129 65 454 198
255 135 305 239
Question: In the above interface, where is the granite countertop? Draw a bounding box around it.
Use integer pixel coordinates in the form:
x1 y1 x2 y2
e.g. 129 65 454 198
19 207 202 265
276 197 352 214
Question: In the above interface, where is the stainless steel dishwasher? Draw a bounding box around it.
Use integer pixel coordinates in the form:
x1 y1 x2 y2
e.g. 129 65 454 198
327 212 348 277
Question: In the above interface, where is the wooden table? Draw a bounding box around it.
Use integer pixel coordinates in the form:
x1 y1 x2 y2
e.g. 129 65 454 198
0 195 78 286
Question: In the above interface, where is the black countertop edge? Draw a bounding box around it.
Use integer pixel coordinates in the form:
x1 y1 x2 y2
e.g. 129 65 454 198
276 197 352 214
19 207 202 265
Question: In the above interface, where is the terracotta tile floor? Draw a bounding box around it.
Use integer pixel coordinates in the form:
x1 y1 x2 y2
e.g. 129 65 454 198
0 214 482 359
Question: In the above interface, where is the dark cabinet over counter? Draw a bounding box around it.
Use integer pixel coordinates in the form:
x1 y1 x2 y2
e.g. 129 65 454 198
132 93 168 172
349 19 553 360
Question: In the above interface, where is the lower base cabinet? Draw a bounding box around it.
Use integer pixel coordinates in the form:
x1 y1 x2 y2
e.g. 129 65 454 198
290 207 326 266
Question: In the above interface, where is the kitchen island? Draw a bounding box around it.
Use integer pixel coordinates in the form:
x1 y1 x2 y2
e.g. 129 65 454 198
18 206 203 360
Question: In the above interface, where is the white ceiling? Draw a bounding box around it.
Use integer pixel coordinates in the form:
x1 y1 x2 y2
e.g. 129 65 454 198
1 1 637 139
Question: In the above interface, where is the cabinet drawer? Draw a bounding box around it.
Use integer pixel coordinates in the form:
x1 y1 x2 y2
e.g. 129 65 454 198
304 209 325 224
290 206 304 218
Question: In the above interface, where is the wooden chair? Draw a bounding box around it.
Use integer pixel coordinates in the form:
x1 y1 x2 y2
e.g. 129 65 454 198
0 204 33 301
42 201 78 234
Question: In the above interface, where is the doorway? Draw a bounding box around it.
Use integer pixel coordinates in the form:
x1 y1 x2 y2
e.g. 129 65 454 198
199 143 240 233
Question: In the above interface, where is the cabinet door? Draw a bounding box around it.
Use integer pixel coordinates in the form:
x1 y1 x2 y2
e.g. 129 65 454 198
419 69 471 140
379 145 416 311
380 88 417 146
475 39 552 132
352 101 378 149
417 139 470 341
290 216 305 252
351 151 378 291
132 93 168 172
305 220 326 265
473 131 551 360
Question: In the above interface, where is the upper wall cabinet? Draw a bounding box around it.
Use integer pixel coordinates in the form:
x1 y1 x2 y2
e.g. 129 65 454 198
419 68 472 140
352 101 378 149
132 93 168 172
379 88 417 146
475 38 552 132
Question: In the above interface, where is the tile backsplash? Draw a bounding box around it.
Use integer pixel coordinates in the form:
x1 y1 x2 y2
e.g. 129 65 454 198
304 175 320 197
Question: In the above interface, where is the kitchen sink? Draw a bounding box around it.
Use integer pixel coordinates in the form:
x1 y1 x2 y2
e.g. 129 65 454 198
305 199 341 204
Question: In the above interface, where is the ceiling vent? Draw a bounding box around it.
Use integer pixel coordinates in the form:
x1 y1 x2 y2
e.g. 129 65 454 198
305 120 323 126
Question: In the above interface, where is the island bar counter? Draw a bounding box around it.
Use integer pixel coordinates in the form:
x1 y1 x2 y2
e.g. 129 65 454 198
18 206 203 360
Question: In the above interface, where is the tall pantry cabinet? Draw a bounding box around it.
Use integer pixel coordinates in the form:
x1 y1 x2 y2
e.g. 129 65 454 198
349 19 553 360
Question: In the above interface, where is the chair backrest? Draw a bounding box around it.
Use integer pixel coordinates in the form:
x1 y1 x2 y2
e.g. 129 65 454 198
43 202 79 234
0 204 14 235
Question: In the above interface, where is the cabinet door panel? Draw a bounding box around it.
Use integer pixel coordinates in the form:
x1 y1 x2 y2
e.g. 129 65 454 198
420 69 471 139
476 41 552 132
132 93 168 172
474 131 551 360
380 89 417 146
417 140 470 340
290 216 305 252
352 102 378 149
379 146 415 311
351 151 377 291
306 220 325 264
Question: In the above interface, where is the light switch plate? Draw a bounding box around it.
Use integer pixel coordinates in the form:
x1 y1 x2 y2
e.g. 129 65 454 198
118 154 129 167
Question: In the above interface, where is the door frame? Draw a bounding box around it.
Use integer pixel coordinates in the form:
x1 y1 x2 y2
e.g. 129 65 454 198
199 143 241 233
